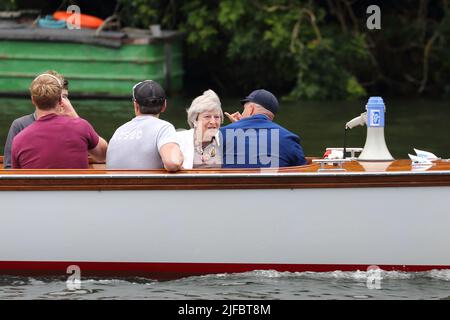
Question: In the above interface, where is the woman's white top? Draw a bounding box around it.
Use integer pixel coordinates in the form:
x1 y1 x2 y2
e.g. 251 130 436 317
176 129 221 169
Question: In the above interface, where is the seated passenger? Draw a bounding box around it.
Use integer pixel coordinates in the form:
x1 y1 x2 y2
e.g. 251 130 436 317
176 89 223 169
221 89 307 168
4 70 71 169
106 80 183 172
11 73 108 169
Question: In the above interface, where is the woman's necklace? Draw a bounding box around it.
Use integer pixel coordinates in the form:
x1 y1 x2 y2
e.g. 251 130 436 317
195 141 216 162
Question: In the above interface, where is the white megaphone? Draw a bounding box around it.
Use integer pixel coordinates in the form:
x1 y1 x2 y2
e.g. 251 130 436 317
345 97 394 161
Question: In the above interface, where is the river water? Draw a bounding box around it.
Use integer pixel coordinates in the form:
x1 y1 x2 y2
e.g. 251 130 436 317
1 97 449 158
1 270 450 300
0 97 449 300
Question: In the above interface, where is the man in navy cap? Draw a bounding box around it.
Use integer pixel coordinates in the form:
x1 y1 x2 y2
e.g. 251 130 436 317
220 89 306 168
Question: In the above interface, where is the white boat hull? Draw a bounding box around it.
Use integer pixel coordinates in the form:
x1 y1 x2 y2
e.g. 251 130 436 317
1 186 449 278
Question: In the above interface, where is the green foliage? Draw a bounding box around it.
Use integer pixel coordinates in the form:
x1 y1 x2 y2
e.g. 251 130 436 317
218 0 245 31
0 0 17 10
118 0 160 28
180 1 220 53
288 41 367 100
117 0 449 100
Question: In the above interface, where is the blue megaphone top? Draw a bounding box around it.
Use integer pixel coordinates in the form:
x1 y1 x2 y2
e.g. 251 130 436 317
366 96 385 127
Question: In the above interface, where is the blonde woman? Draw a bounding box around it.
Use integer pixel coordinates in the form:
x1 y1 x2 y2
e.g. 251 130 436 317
177 90 223 169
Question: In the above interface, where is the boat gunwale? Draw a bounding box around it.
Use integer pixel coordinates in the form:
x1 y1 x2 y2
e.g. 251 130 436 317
2 160 450 190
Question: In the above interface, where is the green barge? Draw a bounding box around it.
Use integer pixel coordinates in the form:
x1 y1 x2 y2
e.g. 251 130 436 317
0 27 184 97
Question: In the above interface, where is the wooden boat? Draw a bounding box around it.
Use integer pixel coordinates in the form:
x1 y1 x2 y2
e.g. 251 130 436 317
0 25 183 97
1 156 450 280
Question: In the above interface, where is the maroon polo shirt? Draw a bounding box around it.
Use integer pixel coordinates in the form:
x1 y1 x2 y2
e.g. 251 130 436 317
12 113 99 169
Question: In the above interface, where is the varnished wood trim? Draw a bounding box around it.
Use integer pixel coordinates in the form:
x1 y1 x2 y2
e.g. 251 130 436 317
2 160 450 191
1 173 450 190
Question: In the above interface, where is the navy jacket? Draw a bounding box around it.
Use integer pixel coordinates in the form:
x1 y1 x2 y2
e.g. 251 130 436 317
220 114 307 168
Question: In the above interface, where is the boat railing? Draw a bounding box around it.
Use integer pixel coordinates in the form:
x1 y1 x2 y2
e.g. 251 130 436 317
312 158 353 172
326 147 363 159
0 156 319 169
3 155 450 179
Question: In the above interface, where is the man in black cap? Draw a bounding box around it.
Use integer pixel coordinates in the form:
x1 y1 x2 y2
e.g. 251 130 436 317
106 80 183 171
220 89 306 168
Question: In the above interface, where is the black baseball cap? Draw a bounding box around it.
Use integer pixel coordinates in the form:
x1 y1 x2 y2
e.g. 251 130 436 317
132 80 166 107
240 89 279 115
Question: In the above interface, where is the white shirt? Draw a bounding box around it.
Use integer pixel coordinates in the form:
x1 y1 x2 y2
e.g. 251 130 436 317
106 115 178 169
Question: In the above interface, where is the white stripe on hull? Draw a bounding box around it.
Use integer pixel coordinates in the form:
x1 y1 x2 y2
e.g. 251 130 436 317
1 187 449 266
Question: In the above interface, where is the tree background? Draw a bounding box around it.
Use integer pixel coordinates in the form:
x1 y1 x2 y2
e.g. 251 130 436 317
2 0 449 100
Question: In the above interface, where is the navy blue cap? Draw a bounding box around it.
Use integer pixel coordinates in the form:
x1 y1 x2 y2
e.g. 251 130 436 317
240 89 279 115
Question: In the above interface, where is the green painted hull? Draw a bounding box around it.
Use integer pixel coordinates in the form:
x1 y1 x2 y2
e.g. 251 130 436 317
0 39 183 96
